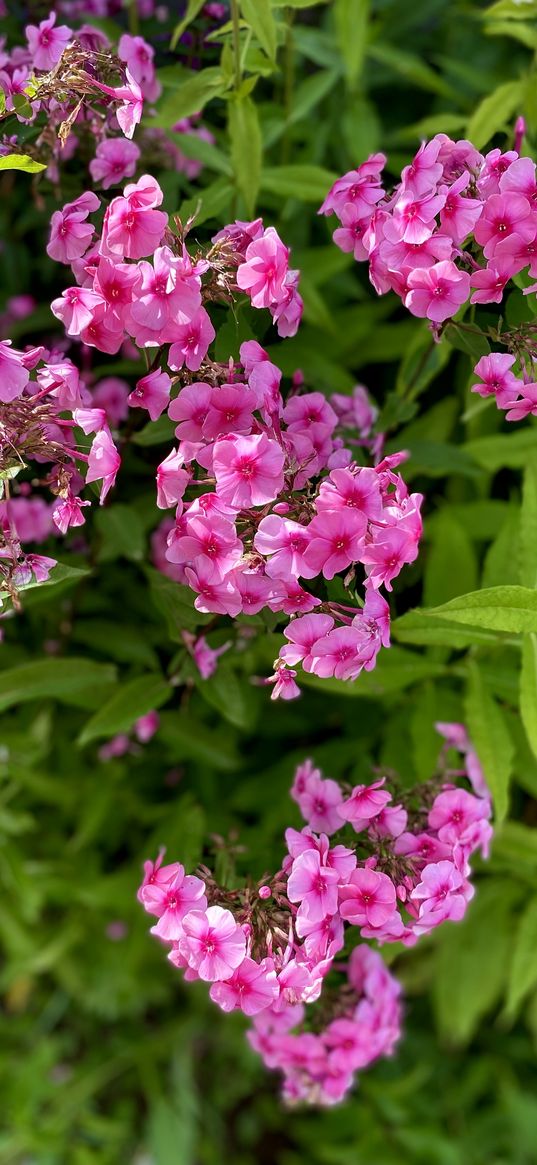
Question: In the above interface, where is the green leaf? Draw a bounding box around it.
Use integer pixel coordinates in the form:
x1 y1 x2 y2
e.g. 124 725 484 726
260 164 338 202
94 505 145 563
444 322 490 361
240 0 277 60
482 509 520 589
520 634 537 762
196 663 255 729
519 461 537 588
285 68 340 127
78 673 171 745
465 660 513 822
335 0 369 89
0 153 46 173
170 0 206 48
152 67 228 127
178 177 233 227
465 428 537 472
425 585 537 633
506 897 537 1018
301 646 446 697
491 821 537 875
0 659 117 711
132 414 176 446
466 79 523 150
7 563 90 612
393 611 501 647
147 566 210 636
433 881 520 1045
396 326 451 401
367 43 457 99
484 0 537 19
228 93 262 216
424 512 478 607
166 131 232 176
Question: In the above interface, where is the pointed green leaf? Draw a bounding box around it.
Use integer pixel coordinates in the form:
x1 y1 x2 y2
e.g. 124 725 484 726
466 79 523 149
520 634 537 761
506 897 537 1018
240 0 277 60
228 92 262 216
0 659 116 711
170 0 207 49
466 660 514 822
0 153 46 173
78 673 172 745
335 0 369 88
426 585 537 633
519 461 537 588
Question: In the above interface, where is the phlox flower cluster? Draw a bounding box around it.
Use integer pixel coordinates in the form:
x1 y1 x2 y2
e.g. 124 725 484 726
0 10 216 186
321 134 537 423
139 726 491 1105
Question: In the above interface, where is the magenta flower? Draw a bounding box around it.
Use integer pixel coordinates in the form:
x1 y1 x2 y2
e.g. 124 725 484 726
338 779 391 832
287 849 340 923
213 433 285 509
338 867 397 930
168 512 242 579
254 515 311 579
156 449 191 510
505 382 537 421
0 341 30 402
280 614 335 669
89 139 141 190
439 174 483 243
303 509 367 580
168 308 216 372
179 905 246 981
143 868 207 942
296 772 344 836
202 384 255 440
210 957 278 1015
405 260 470 323
237 227 290 308
52 495 90 534
86 429 121 502
473 192 534 258
128 369 171 421
47 193 100 265
101 177 168 260
26 12 72 71
471 353 520 407
428 788 490 845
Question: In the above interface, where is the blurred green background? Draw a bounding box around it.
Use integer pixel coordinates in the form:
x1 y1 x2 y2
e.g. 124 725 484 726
2 1 537 1161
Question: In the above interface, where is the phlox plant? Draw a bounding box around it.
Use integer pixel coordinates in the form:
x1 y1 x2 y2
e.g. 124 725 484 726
2 0 537 1147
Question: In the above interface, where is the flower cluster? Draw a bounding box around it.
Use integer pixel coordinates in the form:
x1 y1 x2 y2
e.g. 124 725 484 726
139 725 491 1105
322 133 537 423
40 173 420 694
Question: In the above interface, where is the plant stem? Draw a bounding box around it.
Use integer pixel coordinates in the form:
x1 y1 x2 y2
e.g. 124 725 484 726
230 0 242 91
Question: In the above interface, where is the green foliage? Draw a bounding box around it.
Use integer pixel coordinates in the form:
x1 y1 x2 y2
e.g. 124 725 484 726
3 0 537 1161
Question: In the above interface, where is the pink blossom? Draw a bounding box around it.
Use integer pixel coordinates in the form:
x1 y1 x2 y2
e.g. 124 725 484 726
338 779 391 832
210 957 278 1015
428 788 492 844
47 193 99 264
471 353 520 407
401 139 443 197
405 260 471 322
0 341 30 402
101 176 167 260
296 772 345 836
52 495 90 534
185 561 242 616
302 509 366 580
202 384 255 440
128 369 171 421
86 429 121 502
142 868 207 941
168 308 216 372
338 867 397 929
179 905 246 981
505 382 537 421
156 449 190 510
287 849 340 922
118 34 161 102
319 155 386 219
473 193 534 258
213 433 285 509
254 515 311 579
410 860 467 930
89 139 141 189
26 12 72 71
268 662 301 701
280 614 335 669
92 377 130 426
134 711 160 743
236 227 289 308
167 511 242 578
438 174 483 242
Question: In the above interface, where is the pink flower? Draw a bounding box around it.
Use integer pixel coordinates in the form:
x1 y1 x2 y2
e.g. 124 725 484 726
337 779 391 832
91 68 144 139
287 849 340 922
26 12 72 71
268 662 301 701
254 515 311 579
319 155 386 219
338 867 397 929
213 433 285 509
280 614 335 669
236 227 289 308
128 369 171 421
185 633 231 679
185 560 242 616
142 867 207 941
473 193 534 258
471 353 520 407
92 377 130 426
428 788 492 844
439 174 483 243
296 773 345 836
47 193 100 264
86 429 121 502
168 308 216 372
179 905 247 981
134 711 160 743
302 510 366 580
389 190 446 245
210 957 278 1015
167 511 242 579
52 495 90 534
118 34 161 102
89 139 141 190
308 625 373 681
156 449 190 509
505 382 537 421
410 860 468 930
405 260 470 322
202 383 255 440
361 523 420 591
0 341 30 402
101 176 167 260
50 286 104 336
401 139 443 197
